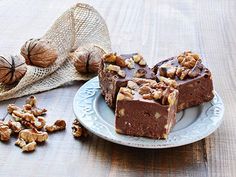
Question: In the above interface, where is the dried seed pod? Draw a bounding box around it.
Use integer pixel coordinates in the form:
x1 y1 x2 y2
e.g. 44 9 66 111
0 55 27 84
71 45 105 74
20 38 58 68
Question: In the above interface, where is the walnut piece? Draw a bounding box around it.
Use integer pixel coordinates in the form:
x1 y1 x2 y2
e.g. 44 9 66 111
118 70 126 78
188 60 203 78
177 51 200 69
45 120 66 132
0 123 12 141
125 58 135 69
132 54 142 63
138 85 152 95
106 64 126 78
8 120 22 133
22 142 37 152
168 90 178 105
19 128 48 143
72 119 88 138
138 59 147 66
159 76 178 88
7 104 21 114
115 56 126 67
33 116 46 130
15 138 27 148
103 53 117 63
127 81 139 90
25 95 37 107
107 64 120 72
159 63 176 79
117 87 134 100
135 68 147 78
12 110 35 123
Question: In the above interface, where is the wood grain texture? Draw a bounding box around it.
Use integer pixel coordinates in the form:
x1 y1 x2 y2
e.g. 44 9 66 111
0 0 235 176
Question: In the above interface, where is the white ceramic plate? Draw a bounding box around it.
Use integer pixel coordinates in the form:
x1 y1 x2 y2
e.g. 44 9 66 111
73 77 224 149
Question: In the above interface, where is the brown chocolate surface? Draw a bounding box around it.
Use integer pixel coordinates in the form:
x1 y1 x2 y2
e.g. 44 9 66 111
153 56 214 111
115 79 178 139
98 53 156 108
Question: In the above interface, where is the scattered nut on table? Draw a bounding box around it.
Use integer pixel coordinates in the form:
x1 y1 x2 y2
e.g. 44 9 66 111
1 95 67 153
45 120 66 132
72 119 88 138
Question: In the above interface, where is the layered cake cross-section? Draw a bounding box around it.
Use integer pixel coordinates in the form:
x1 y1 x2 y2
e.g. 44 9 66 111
115 78 179 139
152 51 214 112
98 53 156 108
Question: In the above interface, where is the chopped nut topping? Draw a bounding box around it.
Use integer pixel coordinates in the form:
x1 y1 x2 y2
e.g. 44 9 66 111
117 93 126 101
180 69 190 80
127 81 139 90
133 54 142 63
139 85 152 95
153 90 162 100
177 51 200 69
159 63 177 79
118 70 126 78
139 59 147 66
107 64 120 72
159 76 177 88
132 78 156 85
155 112 161 119
125 58 135 69
127 78 178 105
188 60 203 78
168 90 178 105
103 53 117 63
115 55 126 67
118 109 125 117
159 51 203 80
117 87 134 100
142 93 153 100
135 68 147 78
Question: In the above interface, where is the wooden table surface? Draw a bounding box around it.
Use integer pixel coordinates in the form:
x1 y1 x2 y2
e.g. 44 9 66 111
0 0 235 177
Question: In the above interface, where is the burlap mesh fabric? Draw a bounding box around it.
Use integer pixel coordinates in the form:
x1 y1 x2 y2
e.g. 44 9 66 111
0 3 111 101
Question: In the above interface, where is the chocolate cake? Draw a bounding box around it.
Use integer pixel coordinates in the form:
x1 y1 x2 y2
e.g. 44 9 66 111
115 78 179 139
152 51 214 112
98 53 156 108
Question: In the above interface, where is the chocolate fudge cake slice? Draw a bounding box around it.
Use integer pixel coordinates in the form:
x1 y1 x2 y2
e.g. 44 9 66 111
115 78 179 139
98 53 156 108
152 51 214 112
